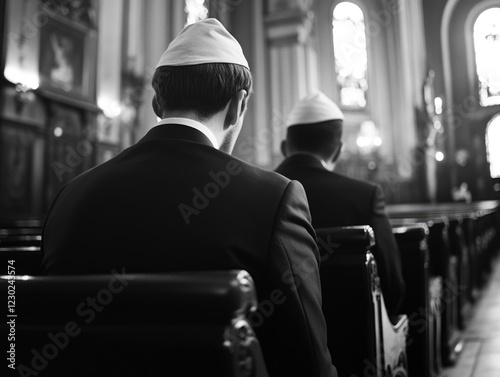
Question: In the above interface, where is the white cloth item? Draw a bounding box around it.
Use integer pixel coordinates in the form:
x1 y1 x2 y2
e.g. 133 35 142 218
156 18 249 69
286 91 344 127
156 117 219 149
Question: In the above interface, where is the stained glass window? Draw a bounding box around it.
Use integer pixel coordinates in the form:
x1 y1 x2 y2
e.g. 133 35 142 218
486 115 500 178
332 2 368 109
473 8 500 107
185 0 209 25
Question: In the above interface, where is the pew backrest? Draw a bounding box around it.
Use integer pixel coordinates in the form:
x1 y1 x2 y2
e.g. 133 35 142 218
0 221 43 275
1 270 268 377
392 222 444 377
316 226 408 377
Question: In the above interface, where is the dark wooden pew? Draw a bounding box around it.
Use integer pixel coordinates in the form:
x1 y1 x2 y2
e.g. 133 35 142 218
316 226 409 377
0 220 42 251
391 222 442 377
446 214 472 328
387 200 500 364
469 202 500 280
387 201 500 294
391 217 462 367
0 220 43 275
435 201 500 283
1 270 269 377
0 218 42 228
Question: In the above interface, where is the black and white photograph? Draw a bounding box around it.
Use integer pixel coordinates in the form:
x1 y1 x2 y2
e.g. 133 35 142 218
0 0 499 376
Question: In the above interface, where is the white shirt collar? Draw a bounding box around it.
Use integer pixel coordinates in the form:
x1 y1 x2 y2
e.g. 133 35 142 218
155 117 219 149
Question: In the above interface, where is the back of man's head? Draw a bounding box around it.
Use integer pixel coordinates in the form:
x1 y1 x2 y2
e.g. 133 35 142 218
152 63 252 120
286 119 343 157
284 92 344 160
152 18 253 120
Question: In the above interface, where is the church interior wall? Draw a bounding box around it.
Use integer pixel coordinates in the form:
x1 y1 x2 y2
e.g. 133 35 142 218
425 0 500 201
0 0 499 221
448 0 500 200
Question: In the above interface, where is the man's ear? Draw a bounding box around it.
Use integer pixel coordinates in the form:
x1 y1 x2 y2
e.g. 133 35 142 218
280 140 288 157
224 90 247 130
152 95 162 118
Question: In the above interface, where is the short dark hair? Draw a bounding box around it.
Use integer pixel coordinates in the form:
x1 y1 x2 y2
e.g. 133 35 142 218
152 63 253 119
286 120 343 157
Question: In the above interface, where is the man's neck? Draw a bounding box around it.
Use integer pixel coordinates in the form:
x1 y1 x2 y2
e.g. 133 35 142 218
162 111 225 147
287 152 333 170
157 117 219 149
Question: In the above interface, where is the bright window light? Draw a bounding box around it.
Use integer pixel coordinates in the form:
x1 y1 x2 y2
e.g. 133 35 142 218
486 114 500 178
473 8 500 107
332 2 368 109
185 0 209 25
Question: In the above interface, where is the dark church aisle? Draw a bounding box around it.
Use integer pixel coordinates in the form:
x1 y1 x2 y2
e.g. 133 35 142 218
444 257 500 377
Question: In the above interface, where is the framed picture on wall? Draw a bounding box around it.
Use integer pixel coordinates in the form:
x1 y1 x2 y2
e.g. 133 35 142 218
39 17 96 102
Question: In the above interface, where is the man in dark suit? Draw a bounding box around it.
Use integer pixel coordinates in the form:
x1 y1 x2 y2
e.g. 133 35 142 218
275 92 405 316
42 19 336 377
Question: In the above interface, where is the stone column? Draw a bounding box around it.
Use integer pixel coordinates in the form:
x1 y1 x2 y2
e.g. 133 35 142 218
135 0 185 141
265 0 318 167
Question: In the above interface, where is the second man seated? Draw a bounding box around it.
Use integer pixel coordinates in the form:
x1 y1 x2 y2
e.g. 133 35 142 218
276 92 405 316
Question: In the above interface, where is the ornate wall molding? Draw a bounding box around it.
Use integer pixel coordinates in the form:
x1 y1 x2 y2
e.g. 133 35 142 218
265 7 314 45
40 0 97 29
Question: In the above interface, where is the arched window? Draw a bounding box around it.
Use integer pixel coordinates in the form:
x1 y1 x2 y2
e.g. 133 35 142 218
332 2 368 110
473 7 500 107
486 114 500 178
185 0 209 25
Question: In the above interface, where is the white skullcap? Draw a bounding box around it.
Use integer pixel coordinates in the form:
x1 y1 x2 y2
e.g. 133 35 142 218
155 18 249 69
286 91 344 127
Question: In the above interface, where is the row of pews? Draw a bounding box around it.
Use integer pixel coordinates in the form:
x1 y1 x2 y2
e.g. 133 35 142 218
386 200 500 377
1 200 499 376
316 226 410 377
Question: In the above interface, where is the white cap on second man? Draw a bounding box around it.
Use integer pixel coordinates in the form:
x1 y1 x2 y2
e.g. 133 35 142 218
286 91 344 127
156 18 249 69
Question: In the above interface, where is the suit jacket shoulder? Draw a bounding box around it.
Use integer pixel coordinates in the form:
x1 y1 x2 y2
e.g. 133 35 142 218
275 155 405 315
42 132 336 376
275 156 376 227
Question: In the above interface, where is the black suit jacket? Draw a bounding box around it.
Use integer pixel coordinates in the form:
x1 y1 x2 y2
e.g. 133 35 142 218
42 125 337 377
275 154 405 315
